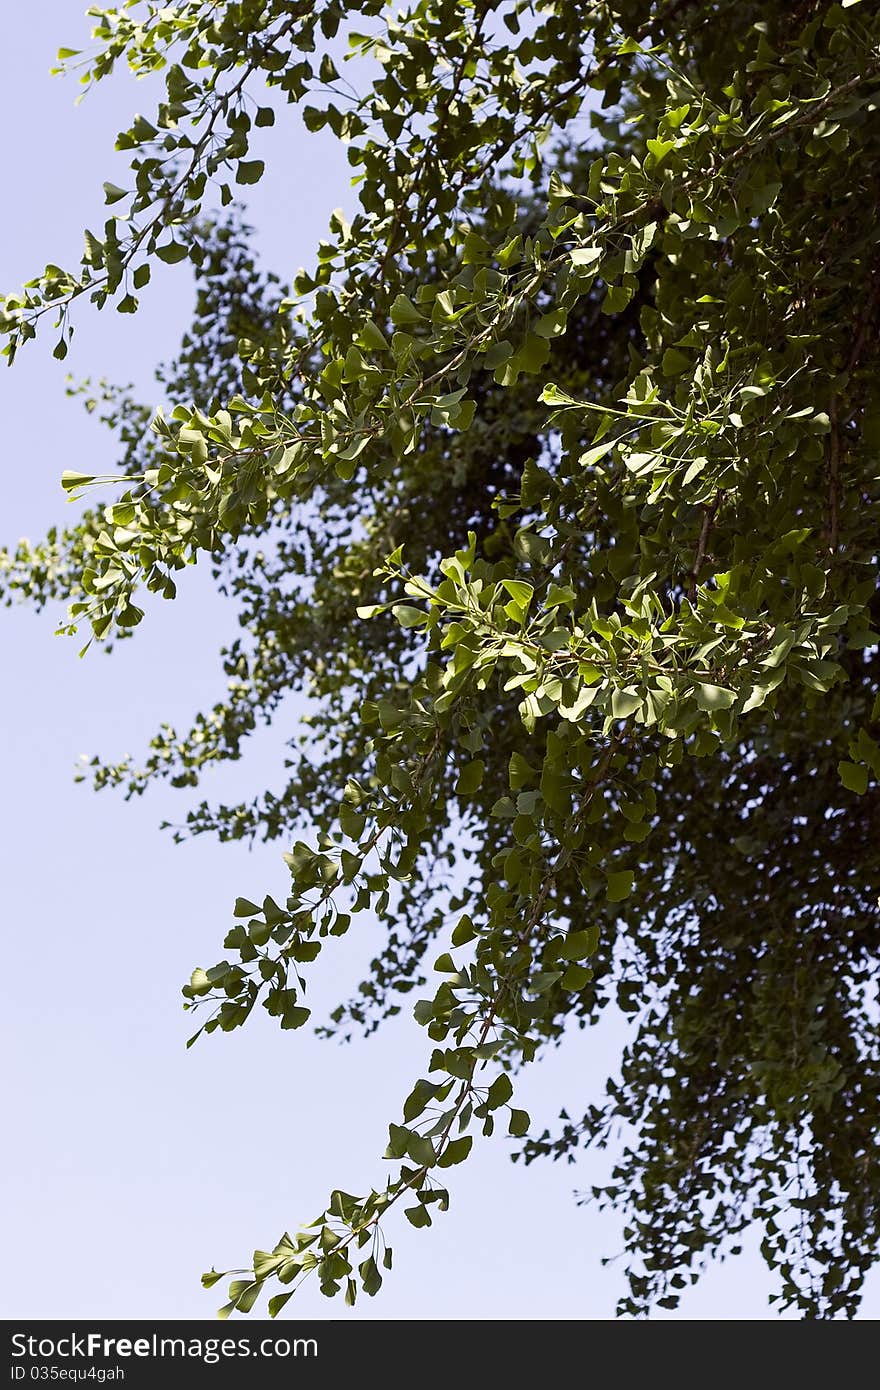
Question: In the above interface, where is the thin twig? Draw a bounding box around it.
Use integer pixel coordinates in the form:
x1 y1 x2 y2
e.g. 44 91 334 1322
688 492 723 599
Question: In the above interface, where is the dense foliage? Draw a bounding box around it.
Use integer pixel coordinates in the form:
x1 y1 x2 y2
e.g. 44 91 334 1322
3 0 880 1318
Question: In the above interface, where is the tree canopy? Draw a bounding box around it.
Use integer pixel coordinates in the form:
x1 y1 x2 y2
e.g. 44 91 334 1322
3 0 880 1318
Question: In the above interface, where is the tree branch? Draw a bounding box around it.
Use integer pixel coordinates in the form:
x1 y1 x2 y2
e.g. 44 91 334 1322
688 492 723 599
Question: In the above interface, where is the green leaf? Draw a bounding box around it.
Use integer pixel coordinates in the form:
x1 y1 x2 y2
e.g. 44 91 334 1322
403 1078 439 1122
437 1134 473 1167
558 927 599 960
404 1205 431 1228
234 897 261 917
580 439 615 468
359 1255 383 1295
561 963 593 991
156 241 189 265
230 1281 261 1313
268 1291 294 1318
540 382 579 407
358 319 390 352
612 689 642 719
602 284 633 314
390 294 424 326
486 1073 513 1109
452 914 477 946
647 137 676 165
501 579 534 607
302 106 327 132
662 348 692 376
838 762 868 795
61 471 95 492
606 870 634 903
455 760 485 795
570 246 602 269
509 751 536 790
236 160 265 186
280 1006 311 1030
393 604 427 629
694 683 736 711
405 1133 434 1166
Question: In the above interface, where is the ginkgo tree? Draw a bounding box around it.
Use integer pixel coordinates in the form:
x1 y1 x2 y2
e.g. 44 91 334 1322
3 0 880 1318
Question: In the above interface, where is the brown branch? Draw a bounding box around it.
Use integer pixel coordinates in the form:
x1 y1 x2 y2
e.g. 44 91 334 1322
688 492 723 600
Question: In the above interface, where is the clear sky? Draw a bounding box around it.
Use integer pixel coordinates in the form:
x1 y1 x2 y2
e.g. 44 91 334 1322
2 3 877 1322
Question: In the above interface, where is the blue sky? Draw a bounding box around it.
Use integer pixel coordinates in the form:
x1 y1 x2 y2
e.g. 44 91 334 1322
2 2 876 1321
